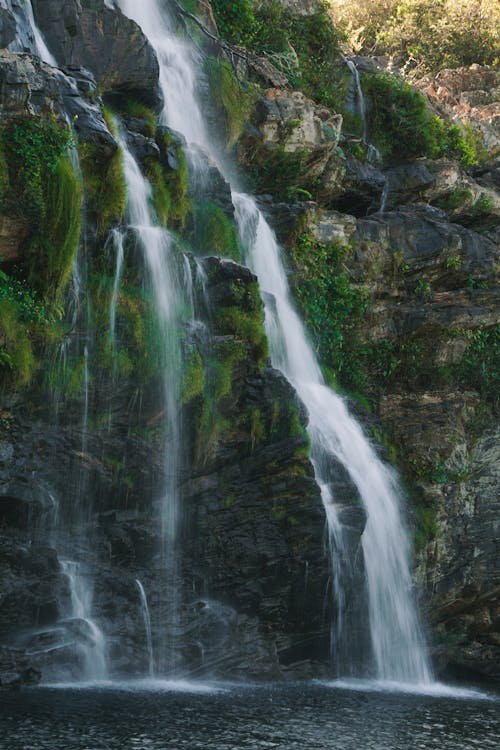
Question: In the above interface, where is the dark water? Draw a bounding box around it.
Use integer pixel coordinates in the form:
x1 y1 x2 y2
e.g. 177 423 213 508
0 680 498 750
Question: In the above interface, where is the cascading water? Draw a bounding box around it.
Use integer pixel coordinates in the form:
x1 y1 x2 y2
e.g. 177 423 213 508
116 0 433 684
343 56 368 143
234 195 433 684
136 580 154 678
113 121 184 675
3 0 57 65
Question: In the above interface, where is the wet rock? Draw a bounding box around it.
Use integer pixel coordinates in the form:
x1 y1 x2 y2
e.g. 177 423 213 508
33 0 161 106
0 6 16 48
0 646 41 689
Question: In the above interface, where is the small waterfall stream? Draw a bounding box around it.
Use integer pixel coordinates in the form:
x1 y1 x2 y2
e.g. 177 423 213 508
115 0 434 684
136 580 154 678
113 121 184 675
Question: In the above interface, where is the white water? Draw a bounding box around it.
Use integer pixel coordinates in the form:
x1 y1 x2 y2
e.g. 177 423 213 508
235 194 432 683
24 0 57 65
136 579 155 678
114 121 183 674
343 57 367 143
117 0 433 684
61 560 108 681
108 228 125 350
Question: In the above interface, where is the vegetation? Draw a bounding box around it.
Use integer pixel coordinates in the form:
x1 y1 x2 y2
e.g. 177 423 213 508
161 132 190 230
0 270 61 387
0 118 82 299
211 0 347 110
289 233 368 393
329 0 500 75
362 73 483 164
206 57 257 147
79 140 126 236
192 202 240 260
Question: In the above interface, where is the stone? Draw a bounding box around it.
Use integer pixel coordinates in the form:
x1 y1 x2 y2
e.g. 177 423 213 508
33 0 161 106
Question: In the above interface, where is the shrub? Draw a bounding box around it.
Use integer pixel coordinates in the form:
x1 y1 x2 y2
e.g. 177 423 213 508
363 73 483 164
330 0 500 75
289 233 368 392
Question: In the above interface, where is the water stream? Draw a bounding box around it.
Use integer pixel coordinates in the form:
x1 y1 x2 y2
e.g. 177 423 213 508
136 579 155 678
115 0 434 684
114 121 184 674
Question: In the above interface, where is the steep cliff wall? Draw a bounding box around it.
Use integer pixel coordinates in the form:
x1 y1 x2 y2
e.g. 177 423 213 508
0 0 498 686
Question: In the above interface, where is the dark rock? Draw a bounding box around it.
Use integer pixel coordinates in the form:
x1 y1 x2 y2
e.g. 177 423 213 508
0 7 16 48
33 0 161 107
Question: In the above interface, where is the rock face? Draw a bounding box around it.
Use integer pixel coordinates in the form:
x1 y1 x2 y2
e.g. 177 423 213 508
0 250 331 680
418 65 500 160
33 0 160 105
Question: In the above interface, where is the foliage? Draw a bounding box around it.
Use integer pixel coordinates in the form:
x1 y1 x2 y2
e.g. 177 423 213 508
1 117 73 222
241 142 311 200
0 118 82 300
289 233 368 392
122 100 157 137
0 271 63 387
329 0 500 74
206 57 257 147
192 202 240 261
28 158 83 299
211 1 346 110
79 139 126 236
0 299 35 386
144 158 171 227
162 132 190 230
362 73 483 164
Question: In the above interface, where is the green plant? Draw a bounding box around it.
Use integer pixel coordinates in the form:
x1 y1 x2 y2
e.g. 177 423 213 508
362 73 483 165
206 57 257 147
192 202 240 260
79 140 126 236
289 233 368 393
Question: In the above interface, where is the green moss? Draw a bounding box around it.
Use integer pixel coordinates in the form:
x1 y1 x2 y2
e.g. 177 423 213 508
27 157 82 299
145 158 171 227
78 140 126 236
89 273 164 386
249 407 265 449
289 233 368 393
215 305 268 368
192 202 240 260
415 506 438 550
162 133 190 230
0 299 36 386
181 350 205 404
121 100 157 138
206 57 257 147
240 142 311 201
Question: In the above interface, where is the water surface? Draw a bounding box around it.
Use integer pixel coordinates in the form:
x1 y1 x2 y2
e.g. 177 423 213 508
0 681 498 749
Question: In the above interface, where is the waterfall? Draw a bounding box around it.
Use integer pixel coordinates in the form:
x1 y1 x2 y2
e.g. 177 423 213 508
3 0 57 65
108 228 125 351
234 195 433 683
136 580 155 678
60 561 108 681
113 121 184 675
113 0 434 684
342 56 367 143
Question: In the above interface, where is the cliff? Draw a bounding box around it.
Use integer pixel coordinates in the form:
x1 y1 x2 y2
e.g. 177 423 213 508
0 0 498 687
